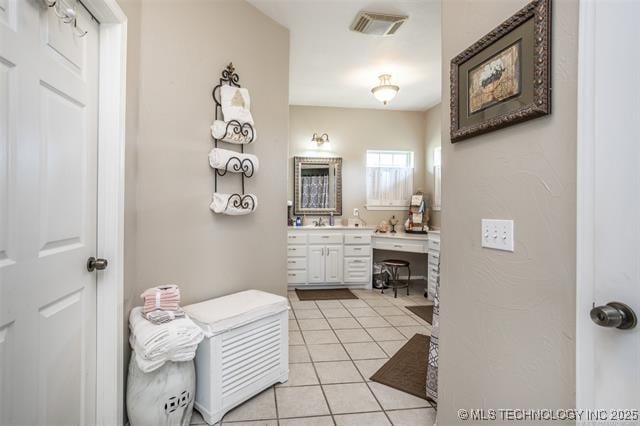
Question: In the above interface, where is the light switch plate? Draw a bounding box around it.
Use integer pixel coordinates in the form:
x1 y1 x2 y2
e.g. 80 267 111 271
481 219 514 252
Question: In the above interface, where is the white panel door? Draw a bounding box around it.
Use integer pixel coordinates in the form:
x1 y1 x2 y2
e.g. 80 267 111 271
325 245 343 283
577 0 640 414
0 1 100 425
307 246 325 283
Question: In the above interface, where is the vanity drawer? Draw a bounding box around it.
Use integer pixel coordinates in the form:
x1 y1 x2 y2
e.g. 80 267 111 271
344 234 371 245
287 233 307 245
344 245 371 257
287 257 307 270
373 240 427 254
287 246 305 257
344 257 371 283
287 270 307 284
309 233 343 244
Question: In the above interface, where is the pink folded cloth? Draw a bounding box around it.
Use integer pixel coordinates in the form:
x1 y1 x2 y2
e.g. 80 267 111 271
140 285 181 314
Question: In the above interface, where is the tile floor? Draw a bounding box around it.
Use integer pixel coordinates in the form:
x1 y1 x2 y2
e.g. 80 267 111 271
190 282 436 426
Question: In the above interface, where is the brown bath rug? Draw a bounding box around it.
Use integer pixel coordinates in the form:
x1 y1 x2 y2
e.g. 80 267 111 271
370 333 433 403
405 305 433 325
295 288 358 301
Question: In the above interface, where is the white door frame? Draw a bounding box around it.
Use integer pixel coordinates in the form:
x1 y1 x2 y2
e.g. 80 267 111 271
576 0 596 409
77 0 127 424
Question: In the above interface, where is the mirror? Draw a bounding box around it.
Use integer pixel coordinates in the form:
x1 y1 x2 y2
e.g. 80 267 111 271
294 156 342 216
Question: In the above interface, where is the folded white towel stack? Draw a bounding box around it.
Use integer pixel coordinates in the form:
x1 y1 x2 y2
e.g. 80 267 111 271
210 193 258 215
208 148 259 175
221 84 254 124
211 120 256 144
129 306 204 373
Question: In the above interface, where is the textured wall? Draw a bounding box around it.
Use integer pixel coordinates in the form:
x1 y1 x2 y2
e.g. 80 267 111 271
119 0 289 418
289 105 427 227
424 103 442 229
438 0 578 423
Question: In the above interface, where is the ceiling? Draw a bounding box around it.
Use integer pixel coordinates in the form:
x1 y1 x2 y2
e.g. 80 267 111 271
248 0 442 111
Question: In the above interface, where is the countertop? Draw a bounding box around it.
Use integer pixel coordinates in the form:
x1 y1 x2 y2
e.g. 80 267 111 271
288 225 376 231
372 231 430 240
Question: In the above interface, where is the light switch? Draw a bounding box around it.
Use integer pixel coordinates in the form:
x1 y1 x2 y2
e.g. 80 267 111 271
481 219 514 252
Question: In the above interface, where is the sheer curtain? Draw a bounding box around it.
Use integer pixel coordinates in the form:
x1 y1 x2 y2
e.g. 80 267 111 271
301 175 329 209
366 167 413 208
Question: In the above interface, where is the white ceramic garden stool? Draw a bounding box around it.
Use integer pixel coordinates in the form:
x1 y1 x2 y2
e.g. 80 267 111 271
184 290 289 425
126 353 196 426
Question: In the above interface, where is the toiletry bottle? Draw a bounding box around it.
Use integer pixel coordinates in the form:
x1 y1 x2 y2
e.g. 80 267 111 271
329 212 334 226
296 216 302 227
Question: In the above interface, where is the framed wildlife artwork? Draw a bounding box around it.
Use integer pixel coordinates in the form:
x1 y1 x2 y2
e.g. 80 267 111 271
450 0 551 142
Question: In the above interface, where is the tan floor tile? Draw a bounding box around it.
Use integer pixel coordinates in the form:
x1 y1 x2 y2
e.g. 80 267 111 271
373 306 406 316
320 307 351 318
295 308 324 319
289 319 300 330
343 342 387 360
302 329 339 344
278 416 334 426
365 327 405 342
384 315 419 327
386 408 436 426
335 328 373 343
275 386 330 418
340 299 369 308
190 410 207 425
278 363 318 387
377 340 408 357
289 345 311 363
315 300 342 308
289 331 304 346
354 359 387 381
328 317 362 329
290 300 318 310
323 383 381 414
222 420 277 426
222 387 276 422
348 307 379 317
365 298 394 307
307 343 350 362
288 311 294 319
334 411 391 426
314 360 363 384
396 325 430 339
298 318 331 330
368 382 430 410
356 316 391 328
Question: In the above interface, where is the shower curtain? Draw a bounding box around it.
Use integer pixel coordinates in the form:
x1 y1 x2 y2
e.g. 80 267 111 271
426 261 440 404
301 175 329 209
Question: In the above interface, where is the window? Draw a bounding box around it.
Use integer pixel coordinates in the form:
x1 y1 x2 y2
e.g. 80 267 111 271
366 150 414 210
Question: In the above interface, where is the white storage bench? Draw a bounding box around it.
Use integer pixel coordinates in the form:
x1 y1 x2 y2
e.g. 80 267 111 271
183 290 289 425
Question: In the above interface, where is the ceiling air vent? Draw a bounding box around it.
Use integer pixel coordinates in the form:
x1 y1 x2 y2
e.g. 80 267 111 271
350 11 408 36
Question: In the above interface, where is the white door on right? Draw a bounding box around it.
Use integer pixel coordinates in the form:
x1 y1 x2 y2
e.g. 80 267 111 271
577 0 640 417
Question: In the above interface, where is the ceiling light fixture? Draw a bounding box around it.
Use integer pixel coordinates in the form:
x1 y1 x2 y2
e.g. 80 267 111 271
371 74 399 105
311 133 330 145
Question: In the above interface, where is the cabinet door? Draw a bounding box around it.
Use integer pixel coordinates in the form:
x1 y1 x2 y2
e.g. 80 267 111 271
325 245 344 283
308 246 325 283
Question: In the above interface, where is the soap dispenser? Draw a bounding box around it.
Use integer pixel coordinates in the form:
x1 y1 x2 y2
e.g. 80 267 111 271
329 212 335 226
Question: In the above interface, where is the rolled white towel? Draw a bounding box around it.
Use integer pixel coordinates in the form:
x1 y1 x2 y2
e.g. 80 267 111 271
208 148 259 176
210 193 258 215
211 120 256 144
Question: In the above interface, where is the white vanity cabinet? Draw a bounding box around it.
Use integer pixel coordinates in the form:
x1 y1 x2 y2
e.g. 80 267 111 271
288 227 374 288
426 231 440 299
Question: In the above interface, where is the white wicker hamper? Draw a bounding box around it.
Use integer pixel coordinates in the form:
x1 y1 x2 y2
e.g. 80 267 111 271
183 290 289 425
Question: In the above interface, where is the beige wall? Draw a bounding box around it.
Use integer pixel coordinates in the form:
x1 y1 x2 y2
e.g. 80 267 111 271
289 105 427 227
438 0 578 423
423 103 442 229
119 0 289 414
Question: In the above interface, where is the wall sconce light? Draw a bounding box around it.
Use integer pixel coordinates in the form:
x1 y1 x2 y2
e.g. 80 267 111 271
311 133 330 145
371 74 399 105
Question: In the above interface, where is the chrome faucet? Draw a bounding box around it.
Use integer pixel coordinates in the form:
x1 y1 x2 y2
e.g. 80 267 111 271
313 217 327 227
